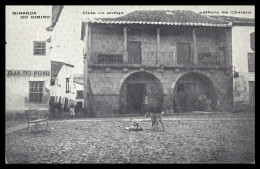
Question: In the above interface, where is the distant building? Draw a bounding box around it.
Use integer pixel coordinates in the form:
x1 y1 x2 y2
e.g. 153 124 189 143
81 10 234 117
210 16 255 111
73 74 84 109
6 6 52 115
50 60 76 112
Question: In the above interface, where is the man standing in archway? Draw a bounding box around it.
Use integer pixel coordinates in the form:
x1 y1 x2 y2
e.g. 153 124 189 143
142 94 149 115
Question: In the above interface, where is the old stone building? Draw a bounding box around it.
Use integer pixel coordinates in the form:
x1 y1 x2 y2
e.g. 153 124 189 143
81 10 234 116
210 15 255 111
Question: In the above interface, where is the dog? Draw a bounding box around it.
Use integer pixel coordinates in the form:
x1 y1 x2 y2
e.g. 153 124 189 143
125 119 143 131
145 112 164 131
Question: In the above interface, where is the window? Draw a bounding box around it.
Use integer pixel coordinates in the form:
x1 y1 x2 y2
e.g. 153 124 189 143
29 81 44 103
77 90 83 99
33 41 46 55
177 43 191 65
98 54 123 64
248 53 255 72
250 32 255 51
66 78 70 93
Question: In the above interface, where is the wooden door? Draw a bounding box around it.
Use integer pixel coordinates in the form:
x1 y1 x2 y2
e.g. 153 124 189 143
127 83 146 111
249 81 255 108
128 41 141 64
177 43 191 65
184 83 196 111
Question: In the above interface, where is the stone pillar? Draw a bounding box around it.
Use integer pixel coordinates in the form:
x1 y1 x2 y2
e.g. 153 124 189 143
157 28 160 51
156 28 160 64
225 28 232 66
87 25 92 64
123 27 128 64
192 29 198 65
83 23 88 115
83 22 93 117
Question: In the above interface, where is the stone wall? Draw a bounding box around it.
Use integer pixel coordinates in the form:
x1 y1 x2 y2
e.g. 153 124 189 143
86 24 233 116
90 24 229 66
87 67 233 116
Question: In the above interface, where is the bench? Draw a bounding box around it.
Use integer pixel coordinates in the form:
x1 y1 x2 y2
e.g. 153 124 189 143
25 109 49 133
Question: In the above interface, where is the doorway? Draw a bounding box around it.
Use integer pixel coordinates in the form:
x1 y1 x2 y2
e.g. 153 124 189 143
173 72 216 112
183 83 197 111
126 83 146 112
128 41 141 64
119 72 164 115
177 43 191 65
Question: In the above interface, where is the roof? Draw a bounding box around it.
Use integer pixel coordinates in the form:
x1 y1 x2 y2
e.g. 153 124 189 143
74 81 83 85
81 10 232 40
209 15 254 26
46 6 64 31
51 60 74 77
73 74 83 85
85 10 231 27
52 5 64 28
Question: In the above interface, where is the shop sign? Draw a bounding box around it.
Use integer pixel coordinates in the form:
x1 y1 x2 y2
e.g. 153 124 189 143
6 70 52 76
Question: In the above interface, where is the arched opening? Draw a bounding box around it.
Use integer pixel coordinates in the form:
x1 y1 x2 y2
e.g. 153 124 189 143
173 72 216 112
119 71 164 114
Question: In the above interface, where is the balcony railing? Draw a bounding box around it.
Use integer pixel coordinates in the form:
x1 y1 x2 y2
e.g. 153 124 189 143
198 52 226 66
90 51 226 67
141 52 177 66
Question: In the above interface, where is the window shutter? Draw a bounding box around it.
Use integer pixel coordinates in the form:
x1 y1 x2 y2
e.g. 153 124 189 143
248 53 255 72
250 32 255 52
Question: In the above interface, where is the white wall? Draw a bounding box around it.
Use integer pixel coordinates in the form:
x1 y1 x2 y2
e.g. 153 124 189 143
6 6 52 113
6 6 52 71
232 26 255 107
6 76 50 111
232 26 255 73
50 65 76 106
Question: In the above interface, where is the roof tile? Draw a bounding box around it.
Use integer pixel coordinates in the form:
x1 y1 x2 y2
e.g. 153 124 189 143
209 15 254 25
88 10 231 27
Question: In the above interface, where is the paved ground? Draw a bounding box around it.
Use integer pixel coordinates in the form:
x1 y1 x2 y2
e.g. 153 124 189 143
5 112 255 164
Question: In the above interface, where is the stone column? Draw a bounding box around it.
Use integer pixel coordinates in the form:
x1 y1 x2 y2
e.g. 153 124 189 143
225 28 232 66
83 23 88 115
123 27 128 64
87 25 92 64
157 28 160 51
83 22 93 117
156 28 160 64
192 29 198 65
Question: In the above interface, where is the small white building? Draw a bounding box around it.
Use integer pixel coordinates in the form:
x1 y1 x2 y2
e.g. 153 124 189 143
6 6 52 115
211 16 255 111
50 60 76 111
73 74 84 109
232 24 255 111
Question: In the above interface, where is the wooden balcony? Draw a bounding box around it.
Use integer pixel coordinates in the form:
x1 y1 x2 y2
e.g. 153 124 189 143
89 51 227 67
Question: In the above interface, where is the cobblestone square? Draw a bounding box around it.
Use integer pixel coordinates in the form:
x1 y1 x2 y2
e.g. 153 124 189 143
5 112 255 164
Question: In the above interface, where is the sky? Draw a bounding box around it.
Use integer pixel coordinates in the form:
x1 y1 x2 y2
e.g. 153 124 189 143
6 5 255 74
